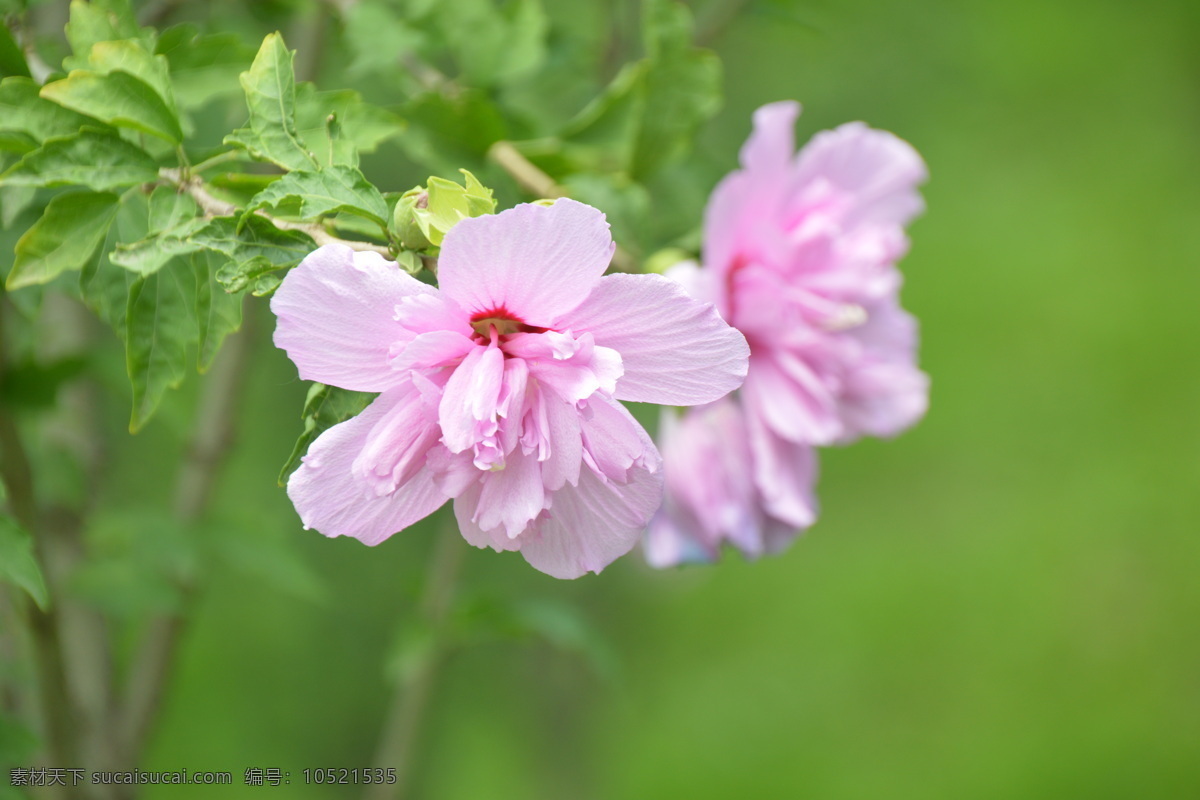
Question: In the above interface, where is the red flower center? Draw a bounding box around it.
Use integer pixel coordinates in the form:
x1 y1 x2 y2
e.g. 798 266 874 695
469 308 549 341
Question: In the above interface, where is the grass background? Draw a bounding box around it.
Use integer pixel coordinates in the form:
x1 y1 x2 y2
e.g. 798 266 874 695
71 0 1200 796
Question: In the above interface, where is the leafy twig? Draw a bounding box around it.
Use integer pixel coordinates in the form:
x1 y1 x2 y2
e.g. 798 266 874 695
159 167 393 257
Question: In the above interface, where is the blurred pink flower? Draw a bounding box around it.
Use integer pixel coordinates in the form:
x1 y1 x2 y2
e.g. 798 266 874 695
271 199 748 579
647 101 928 565
644 397 817 567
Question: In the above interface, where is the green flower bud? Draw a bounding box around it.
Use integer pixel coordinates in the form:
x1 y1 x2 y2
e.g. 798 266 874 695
393 250 424 275
411 169 496 247
392 187 432 251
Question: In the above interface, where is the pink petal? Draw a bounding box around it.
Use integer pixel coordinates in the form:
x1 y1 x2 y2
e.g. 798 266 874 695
390 330 476 372
791 122 927 229
839 359 929 441
518 460 665 579
504 331 622 405
453 482 521 552
436 199 615 325
745 409 818 529
272 244 432 392
740 100 800 174
395 292 471 336
352 382 443 494
579 395 658 483
287 389 448 545
471 447 547 539
741 349 842 446
538 391 582 491
564 273 749 406
438 343 503 457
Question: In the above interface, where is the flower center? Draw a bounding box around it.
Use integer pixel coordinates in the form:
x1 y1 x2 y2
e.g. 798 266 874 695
469 308 549 341
471 315 524 337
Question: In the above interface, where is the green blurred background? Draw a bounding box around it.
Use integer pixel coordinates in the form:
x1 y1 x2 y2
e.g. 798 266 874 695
30 0 1200 796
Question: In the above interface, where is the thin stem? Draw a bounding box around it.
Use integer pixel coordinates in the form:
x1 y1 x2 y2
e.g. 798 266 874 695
188 150 244 175
488 141 567 199
159 168 393 257
486 142 638 272
365 518 465 800
117 302 254 767
0 301 78 782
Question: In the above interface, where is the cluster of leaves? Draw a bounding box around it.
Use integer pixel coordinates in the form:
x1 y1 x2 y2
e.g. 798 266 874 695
0 1 412 433
331 0 722 254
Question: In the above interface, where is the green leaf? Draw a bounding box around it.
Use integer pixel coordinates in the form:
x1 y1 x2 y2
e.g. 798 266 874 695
0 513 50 611
86 38 177 115
246 165 389 228
108 218 206 275
156 26 255 110
193 251 242 370
341 2 423 78
0 184 35 228
0 77 104 143
125 261 197 432
80 189 143 335
40 69 183 143
224 33 318 171
294 84 404 168
65 0 144 64
189 214 313 270
215 255 283 296
109 185 203 275
6 191 118 290
0 22 31 79
437 0 547 87
631 0 721 179
0 128 158 191
278 383 374 485
559 0 720 179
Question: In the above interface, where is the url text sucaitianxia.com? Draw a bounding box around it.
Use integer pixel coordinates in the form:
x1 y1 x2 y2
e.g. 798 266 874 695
9 769 233 787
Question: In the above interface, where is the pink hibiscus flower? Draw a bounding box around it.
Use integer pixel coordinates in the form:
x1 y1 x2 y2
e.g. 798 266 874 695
646 101 928 565
271 199 749 578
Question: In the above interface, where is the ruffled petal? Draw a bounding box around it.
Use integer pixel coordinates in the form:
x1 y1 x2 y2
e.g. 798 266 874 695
438 343 503 458
579 395 657 483
741 349 842 446
564 273 748 406
745 408 818 530
472 448 547 539
538 390 582 491
271 244 432 392
454 483 520 552
504 331 623 405
287 390 448 545
740 100 800 174
436 199 615 325
790 122 927 229
519 460 664 579
352 382 443 494
390 330 476 372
